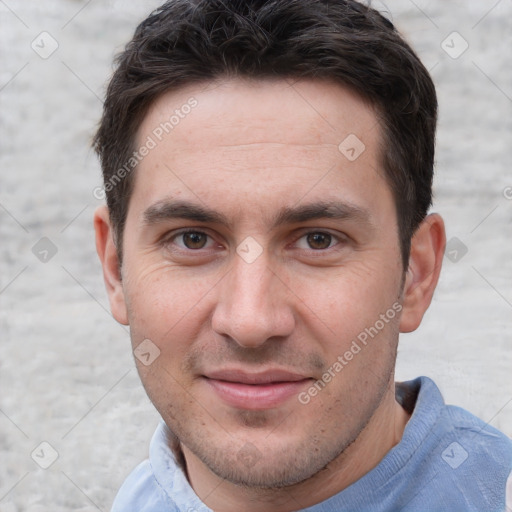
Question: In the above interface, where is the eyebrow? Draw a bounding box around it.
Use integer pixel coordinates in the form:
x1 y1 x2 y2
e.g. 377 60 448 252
143 200 229 226
272 201 371 227
142 198 372 230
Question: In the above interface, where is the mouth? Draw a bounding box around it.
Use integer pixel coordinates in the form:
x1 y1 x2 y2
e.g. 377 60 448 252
202 369 313 410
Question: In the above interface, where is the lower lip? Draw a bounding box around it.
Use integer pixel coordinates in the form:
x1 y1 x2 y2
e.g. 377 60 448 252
204 378 311 410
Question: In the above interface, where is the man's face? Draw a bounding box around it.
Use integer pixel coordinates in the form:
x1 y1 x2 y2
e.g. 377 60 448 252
118 79 405 487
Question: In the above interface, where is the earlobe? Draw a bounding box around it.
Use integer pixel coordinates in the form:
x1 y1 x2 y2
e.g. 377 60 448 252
399 213 446 333
93 206 129 325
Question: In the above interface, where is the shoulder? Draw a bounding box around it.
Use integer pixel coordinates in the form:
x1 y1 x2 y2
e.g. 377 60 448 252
111 459 177 512
110 422 211 512
401 377 512 511
432 404 512 511
402 376 512 463
440 401 512 469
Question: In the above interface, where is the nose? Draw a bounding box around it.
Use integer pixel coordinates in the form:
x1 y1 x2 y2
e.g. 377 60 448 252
211 251 296 349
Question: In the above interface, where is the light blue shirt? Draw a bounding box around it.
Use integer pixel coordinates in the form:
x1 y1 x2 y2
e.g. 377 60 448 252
112 377 512 511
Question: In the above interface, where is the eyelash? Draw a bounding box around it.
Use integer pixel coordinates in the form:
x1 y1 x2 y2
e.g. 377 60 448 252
168 229 219 251
164 228 346 253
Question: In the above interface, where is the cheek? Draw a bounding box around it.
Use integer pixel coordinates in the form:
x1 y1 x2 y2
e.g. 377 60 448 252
123 262 218 351
125 268 215 409
292 260 401 336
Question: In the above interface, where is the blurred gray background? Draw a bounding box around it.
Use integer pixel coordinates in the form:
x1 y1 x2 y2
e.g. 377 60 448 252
1 0 511 510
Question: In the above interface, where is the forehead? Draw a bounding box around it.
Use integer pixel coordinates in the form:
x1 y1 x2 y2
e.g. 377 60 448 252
130 78 389 222
138 78 379 150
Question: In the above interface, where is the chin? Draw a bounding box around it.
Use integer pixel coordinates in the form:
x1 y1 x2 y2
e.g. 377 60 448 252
185 428 352 490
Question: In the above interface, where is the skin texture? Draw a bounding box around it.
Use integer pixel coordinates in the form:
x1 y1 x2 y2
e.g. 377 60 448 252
95 79 445 511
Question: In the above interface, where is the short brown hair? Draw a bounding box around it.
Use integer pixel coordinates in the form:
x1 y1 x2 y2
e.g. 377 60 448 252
93 0 437 266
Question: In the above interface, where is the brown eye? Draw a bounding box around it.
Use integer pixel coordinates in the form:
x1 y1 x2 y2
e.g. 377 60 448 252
306 232 332 250
182 232 208 249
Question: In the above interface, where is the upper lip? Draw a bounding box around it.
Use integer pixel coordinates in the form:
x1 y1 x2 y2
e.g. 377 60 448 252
203 369 311 385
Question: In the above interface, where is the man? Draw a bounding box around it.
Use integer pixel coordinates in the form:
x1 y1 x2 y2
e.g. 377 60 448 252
93 0 512 510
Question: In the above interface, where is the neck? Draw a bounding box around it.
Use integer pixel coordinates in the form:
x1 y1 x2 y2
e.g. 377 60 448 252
181 381 411 512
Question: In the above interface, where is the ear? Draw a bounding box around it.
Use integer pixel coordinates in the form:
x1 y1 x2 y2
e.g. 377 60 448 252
94 205 129 325
399 213 446 333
